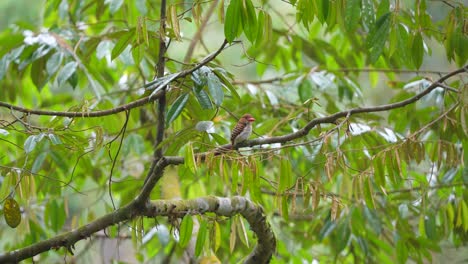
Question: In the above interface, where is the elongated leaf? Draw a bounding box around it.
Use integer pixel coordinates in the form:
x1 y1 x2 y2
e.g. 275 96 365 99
367 12 391 63
169 5 181 40
31 56 48 91
195 220 208 256
194 89 213 109
108 0 124 14
224 0 242 42
362 0 375 30
212 69 241 103
279 159 292 193
111 29 135 60
412 32 424 69
48 133 62 145
57 61 78 87
345 0 361 32
166 93 189 126
241 0 257 42
46 52 63 75
179 214 193 248
298 77 314 103
207 72 224 106
44 200 66 232
184 143 197 173
211 221 221 252
24 135 38 153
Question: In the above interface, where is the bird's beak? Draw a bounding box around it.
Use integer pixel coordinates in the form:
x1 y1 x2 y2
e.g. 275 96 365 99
247 117 255 122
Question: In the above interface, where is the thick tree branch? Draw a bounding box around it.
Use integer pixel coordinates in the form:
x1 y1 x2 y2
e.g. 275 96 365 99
143 196 276 264
0 196 275 263
164 65 467 165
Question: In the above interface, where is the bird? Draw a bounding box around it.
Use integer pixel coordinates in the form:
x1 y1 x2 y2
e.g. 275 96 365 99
231 114 255 149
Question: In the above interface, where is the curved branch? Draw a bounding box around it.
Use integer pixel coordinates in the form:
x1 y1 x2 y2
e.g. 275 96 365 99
0 91 163 117
0 40 229 118
143 196 276 264
0 196 275 263
165 65 467 165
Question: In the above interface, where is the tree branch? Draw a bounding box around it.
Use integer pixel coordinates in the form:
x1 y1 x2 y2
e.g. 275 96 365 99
0 196 275 263
154 0 168 159
164 65 467 165
143 196 276 264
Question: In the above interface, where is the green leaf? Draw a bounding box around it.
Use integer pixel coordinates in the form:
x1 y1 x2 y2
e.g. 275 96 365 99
31 56 48 91
361 0 375 30
111 29 135 60
132 44 143 65
179 214 193 248
281 196 289 221
46 52 63 75
241 0 257 42
47 134 62 145
166 93 189 126
31 152 47 174
108 0 124 14
396 238 408 264
318 219 336 241
367 12 392 63
57 61 78 87
44 200 65 232
412 32 424 69
255 10 265 45
207 72 224 106
224 0 242 42
212 69 241 103
231 161 239 194
195 220 208 256
424 214 437 240
194 89 213 109
376 0 389 18
211 221 221 252
184 143 197 174
279 158 292 193
24 135 38 153
344 0 361 32
298 77 314 103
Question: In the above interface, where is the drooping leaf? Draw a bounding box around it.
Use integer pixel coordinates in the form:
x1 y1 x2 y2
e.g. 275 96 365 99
46 52 63 75
57 61 78 87
240 0 257 42
206 71 224 106
224 0 242 42
179 214 193 248
367 12 392 63
195 220 208 256
412 32 424 69
31 56 48 91
194 89 213 109
108 0 124 14
166 93 189 126
344 0 361 32
111 29 135 60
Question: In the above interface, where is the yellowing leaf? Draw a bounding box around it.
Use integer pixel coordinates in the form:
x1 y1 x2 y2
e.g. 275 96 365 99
4 197 21 228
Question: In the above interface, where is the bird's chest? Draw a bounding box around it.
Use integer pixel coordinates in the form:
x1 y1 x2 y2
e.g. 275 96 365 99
236 123 252 141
